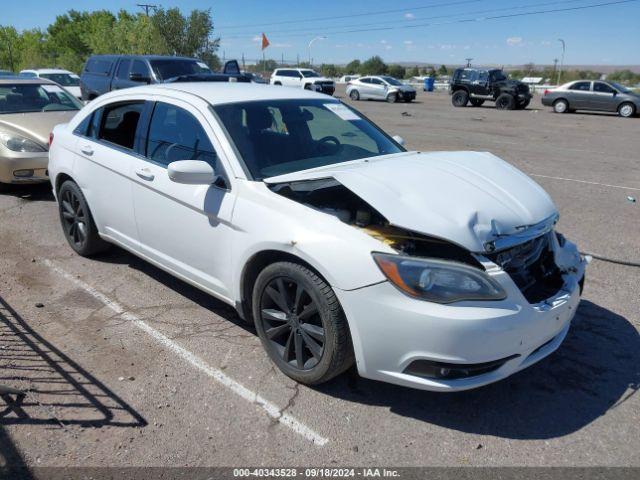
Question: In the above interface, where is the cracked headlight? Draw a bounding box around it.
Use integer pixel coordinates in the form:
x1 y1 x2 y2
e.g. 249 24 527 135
0 132 46 152
373 253 507 303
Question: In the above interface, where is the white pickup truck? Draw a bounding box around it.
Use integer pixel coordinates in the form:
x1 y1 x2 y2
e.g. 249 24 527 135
270 68 335 96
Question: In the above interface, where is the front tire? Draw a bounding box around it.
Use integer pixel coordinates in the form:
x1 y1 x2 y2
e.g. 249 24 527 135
553 99 569 113
451 90 469 107
495 93 516 110
386 92 397 103
252 262 354 385
618 102 636 118
349 89 360 101
57 180 109 257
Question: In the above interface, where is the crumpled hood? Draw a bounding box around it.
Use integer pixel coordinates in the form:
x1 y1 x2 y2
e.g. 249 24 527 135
265 151 557 253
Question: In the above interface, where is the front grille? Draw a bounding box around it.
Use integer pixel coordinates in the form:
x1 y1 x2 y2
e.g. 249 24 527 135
486 232 564 304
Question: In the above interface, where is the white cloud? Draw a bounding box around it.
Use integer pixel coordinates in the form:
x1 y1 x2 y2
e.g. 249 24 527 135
463 45 471 50
380 39 388 44
251 35 262 42
506 36 523 46
403 40 414 45
540 40 552 46
384 44 393 51
404 12 415 19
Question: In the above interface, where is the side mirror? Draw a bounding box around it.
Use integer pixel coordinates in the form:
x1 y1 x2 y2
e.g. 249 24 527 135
129 72 150 83
168 160 216 185
392 135 405 146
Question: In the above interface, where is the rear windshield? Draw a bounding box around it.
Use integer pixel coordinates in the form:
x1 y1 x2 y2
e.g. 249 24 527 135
150 59 212 80
0 83 82 114
39 73 80 87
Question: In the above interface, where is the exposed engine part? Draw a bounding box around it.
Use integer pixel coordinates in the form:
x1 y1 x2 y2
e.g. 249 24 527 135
270 178 483 269
485 232 564 304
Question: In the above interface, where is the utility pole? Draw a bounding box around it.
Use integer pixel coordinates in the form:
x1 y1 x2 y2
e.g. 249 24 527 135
137 3 159 15
242 53 245 70
296 54 300 67
465 57 473 67
553 58 558 79
557 39 565 85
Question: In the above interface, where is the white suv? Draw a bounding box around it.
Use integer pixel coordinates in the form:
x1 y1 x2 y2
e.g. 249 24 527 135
270 68 335 96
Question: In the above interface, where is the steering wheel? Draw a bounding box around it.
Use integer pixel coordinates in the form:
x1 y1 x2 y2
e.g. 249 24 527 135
317 136 342 155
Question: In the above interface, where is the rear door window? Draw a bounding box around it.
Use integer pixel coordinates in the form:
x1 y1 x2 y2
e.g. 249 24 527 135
569 81 591 91
97 102 144 150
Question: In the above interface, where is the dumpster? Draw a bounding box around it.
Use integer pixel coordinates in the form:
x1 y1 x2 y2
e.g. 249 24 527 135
423 77 435 92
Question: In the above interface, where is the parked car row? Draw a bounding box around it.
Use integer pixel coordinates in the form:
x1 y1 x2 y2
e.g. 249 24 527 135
542 80 639 117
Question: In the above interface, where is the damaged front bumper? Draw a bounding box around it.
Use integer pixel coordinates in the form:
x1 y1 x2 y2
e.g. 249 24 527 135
334 238 587 392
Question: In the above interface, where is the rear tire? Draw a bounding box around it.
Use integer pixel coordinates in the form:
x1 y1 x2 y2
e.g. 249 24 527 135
469 98 485 107
57 180 110 257
349 90 360 101
451 90 469 107
252 261 354 385
495 93 516 110
553 99 569 114
618 102 636 118
386 92 397 103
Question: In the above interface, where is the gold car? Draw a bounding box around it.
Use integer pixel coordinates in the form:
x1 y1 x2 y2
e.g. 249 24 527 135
0 78 82 189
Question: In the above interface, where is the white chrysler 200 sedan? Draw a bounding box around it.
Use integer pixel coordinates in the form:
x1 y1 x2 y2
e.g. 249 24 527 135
48 83 587 391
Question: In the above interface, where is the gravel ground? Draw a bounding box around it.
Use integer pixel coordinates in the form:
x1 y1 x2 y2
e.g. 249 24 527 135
0 87 638 469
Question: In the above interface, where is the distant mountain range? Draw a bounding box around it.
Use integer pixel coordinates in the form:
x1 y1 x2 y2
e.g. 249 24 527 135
393 62 640 73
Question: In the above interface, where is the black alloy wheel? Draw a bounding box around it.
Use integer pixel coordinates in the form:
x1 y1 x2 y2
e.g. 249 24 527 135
259 276 325 370
60 187 89 250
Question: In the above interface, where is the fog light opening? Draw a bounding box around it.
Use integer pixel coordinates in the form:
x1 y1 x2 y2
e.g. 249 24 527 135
14 169 34 178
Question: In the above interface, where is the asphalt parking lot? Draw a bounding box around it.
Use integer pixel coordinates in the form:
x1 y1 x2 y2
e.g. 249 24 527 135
0 86 638 468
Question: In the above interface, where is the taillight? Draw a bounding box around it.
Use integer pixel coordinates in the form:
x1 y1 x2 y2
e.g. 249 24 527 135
543 89 550 96
49 132 54 147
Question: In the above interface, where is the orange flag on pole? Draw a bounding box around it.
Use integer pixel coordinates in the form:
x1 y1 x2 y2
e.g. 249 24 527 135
261 33 270 51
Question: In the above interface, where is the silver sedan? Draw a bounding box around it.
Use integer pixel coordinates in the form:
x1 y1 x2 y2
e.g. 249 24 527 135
541 80 639 117
346 76 416 103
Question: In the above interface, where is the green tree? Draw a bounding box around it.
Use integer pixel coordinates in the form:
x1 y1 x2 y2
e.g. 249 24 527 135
152 8 219 59
387 64 405 79
321 64 338 77
0 26 20 71
360 56 387 75
344 59 361 74
438 64 448 76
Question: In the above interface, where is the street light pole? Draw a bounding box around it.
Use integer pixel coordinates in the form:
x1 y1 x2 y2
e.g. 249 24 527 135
308 36 326 67
557 39 565 85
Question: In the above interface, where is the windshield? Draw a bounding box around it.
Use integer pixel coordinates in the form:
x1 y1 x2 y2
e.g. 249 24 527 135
609 81 631 93
150 59 212 80
213 99 404 180
300 70 320 78
381 76 403 86
40 73 80 87
0 83 82 114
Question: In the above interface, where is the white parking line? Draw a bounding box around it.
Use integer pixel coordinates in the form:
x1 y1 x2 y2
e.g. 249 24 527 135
43 259 329 446
528 173 640 192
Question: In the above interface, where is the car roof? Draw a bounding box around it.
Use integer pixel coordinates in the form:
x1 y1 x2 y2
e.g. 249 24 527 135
0 78 57 85
88 54 200 61
20 68 75 74
110 82 335 105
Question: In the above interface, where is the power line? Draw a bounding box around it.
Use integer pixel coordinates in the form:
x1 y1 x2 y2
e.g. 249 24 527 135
137 3 159 16
223 0 640 40
220 0 589 38
217 0 481 29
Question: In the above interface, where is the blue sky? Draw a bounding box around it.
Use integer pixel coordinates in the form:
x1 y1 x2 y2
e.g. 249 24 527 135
3 0 640 65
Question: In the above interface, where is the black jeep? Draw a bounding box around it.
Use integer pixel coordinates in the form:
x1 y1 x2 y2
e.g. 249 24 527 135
450 67 532 110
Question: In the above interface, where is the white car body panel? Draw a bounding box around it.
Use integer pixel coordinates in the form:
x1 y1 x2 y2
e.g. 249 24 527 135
265 151 557 253
19 68 82 100
48 83 586 392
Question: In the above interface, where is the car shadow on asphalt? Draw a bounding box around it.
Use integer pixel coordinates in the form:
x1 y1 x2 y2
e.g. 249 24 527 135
84 248 640 440
93 247 254 335
315 299 640 440
0 183 54 202
0 295 147 429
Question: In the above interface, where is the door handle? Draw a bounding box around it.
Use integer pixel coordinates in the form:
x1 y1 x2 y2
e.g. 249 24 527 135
135 168 155 181
81 145 93 156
